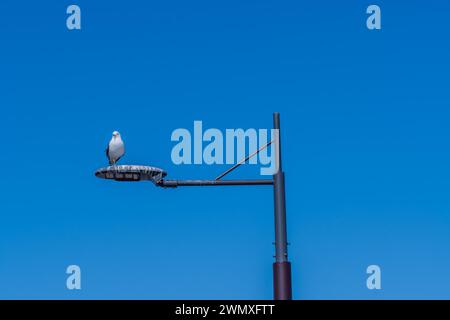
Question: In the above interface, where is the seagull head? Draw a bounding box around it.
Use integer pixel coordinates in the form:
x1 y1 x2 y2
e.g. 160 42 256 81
112 131 120 138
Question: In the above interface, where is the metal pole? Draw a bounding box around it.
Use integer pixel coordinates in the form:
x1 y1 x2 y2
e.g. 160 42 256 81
272 112 292 300
157 179 273 187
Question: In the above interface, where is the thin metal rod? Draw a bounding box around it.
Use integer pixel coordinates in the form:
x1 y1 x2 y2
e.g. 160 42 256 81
215 140 273 181
157 179 273 188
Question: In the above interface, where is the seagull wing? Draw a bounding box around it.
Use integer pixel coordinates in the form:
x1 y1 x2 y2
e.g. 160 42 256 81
114 140 125 164
106 144 111 164
115 152 124 163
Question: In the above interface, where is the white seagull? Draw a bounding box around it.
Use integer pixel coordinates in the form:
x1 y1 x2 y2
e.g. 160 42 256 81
106 131 125 165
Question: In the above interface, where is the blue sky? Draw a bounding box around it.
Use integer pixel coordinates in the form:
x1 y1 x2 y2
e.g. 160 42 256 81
0 1 449 299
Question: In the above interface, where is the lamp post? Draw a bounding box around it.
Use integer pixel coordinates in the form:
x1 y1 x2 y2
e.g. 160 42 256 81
95 112 292 300
272 113 292 300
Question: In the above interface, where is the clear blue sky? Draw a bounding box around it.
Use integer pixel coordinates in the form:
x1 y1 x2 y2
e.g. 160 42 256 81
1 1 449 299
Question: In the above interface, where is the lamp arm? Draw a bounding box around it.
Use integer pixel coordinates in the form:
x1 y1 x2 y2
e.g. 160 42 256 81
156 179 273 188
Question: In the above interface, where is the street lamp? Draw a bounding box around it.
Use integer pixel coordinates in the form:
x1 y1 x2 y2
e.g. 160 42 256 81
95 112 292 300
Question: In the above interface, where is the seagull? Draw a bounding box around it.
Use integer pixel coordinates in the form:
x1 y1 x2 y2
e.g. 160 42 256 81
106 131 125 166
